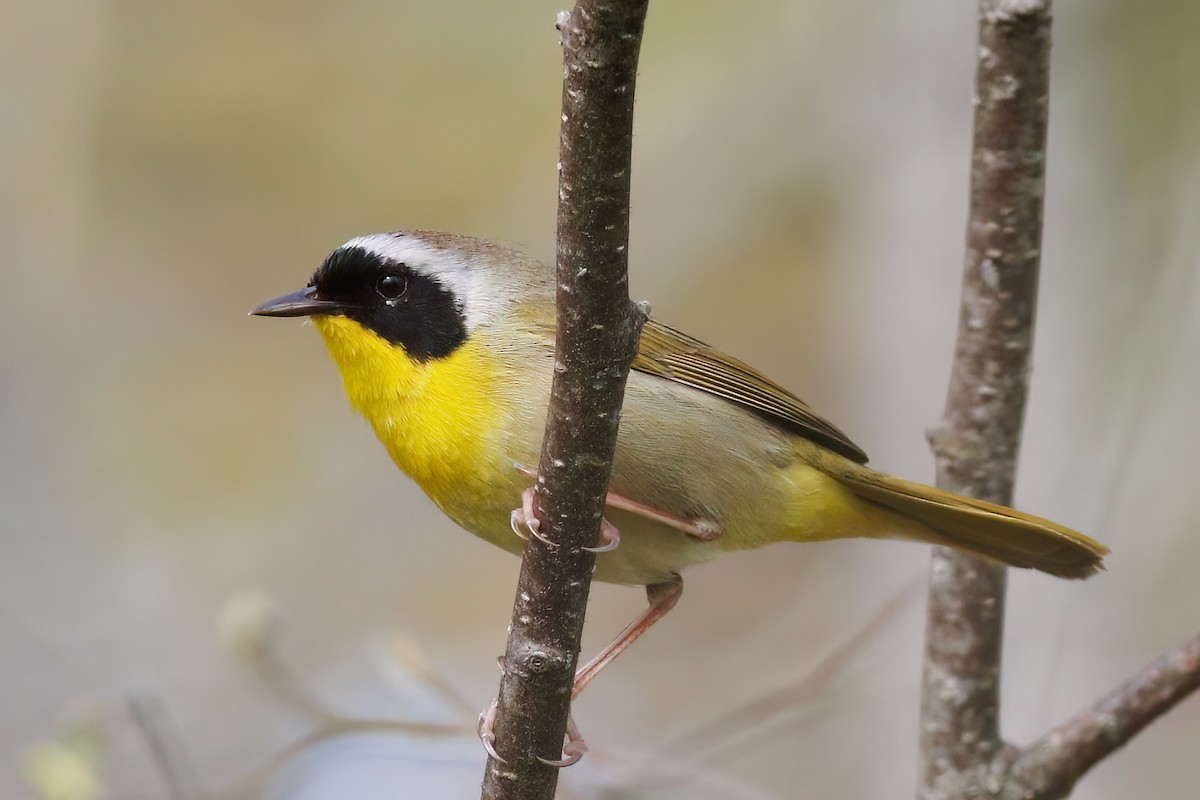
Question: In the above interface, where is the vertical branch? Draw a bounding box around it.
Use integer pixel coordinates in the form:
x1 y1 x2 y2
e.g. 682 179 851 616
480 3 649 800
919 0 1053 796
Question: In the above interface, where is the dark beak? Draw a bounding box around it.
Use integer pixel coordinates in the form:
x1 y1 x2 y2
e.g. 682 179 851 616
251 287 345 318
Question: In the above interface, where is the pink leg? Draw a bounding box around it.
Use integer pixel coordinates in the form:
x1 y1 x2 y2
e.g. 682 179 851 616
513 464 723 542
602 493 723 541
480 578 683 767
572 577 683 698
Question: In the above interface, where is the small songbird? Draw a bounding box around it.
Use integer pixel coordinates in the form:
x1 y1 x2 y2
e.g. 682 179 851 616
253 231 1107 763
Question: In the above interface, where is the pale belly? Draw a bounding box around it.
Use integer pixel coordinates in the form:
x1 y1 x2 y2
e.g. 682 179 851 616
436 475 729 586
419 376 803 587
441 473 728 586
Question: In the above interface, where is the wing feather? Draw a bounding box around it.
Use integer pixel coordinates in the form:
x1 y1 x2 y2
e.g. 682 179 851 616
633 319 869 463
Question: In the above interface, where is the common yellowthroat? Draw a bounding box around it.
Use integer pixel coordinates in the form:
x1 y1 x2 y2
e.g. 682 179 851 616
253 231 1106 702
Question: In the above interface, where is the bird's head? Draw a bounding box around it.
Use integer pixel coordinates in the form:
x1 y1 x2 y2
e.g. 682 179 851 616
253 230 543 362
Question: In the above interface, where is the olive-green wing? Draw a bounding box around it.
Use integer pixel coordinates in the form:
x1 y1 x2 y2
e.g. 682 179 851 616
633 319 869 463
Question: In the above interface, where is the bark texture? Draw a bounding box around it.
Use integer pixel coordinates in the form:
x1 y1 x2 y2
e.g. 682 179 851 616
918 1 1200 797
919 0 1052 796
1004 631 1200 798
480 3 649 799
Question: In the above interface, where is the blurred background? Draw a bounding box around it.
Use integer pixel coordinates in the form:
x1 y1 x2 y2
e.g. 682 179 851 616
2 0 1198 797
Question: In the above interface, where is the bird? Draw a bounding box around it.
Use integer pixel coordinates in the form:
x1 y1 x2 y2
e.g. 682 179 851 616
252 230 1107 764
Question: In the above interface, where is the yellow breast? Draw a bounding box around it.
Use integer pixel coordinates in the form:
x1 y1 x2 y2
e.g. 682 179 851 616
313 316 507 517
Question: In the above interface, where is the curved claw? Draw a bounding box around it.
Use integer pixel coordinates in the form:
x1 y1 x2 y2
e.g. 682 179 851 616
582 518 621 554
511 487 558 546
478 698 506 764
537 749 584 768
537 716 588 768
528 518 559 548
510 509 529 541
482 732 505 763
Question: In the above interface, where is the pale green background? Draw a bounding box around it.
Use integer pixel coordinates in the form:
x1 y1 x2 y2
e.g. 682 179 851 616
2 1 1197 797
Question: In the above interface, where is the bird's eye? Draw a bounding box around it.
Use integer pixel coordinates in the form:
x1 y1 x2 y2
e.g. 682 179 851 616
377 274 407 300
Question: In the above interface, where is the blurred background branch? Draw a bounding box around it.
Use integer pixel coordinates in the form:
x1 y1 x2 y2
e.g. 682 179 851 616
1008 630 1200 797
920 1 1199 797
919 0 1054 790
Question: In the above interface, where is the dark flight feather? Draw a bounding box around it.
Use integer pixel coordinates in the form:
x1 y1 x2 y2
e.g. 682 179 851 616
633 320 870 463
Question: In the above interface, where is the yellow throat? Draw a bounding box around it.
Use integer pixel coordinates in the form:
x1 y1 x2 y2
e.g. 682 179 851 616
312 315 502 511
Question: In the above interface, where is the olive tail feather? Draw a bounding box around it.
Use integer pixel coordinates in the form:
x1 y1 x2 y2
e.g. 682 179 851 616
840 468 1108 579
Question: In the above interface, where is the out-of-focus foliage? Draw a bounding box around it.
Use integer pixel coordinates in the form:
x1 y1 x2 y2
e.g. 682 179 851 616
2 0 1197 797
20 717 105 800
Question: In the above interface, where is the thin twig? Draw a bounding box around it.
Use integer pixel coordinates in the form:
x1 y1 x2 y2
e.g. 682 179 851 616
373 633 482 719
127 694 209 800
214 613 468 799
1007 630 1200 799
242 641 343 727
216 718 468 800
918 0 1053 796
480 3 650 799
668 579 924 766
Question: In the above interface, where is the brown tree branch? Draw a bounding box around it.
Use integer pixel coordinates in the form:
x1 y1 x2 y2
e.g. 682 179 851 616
919 2 1200 797
1006 630 1200 799
918 0 1052 795
480 3 650 800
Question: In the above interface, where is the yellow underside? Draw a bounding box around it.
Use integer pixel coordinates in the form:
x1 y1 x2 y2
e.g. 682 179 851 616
313 316 508 522
310 316 908 584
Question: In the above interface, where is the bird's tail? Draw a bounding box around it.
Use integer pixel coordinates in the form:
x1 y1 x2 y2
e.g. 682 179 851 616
833 464 1108 579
